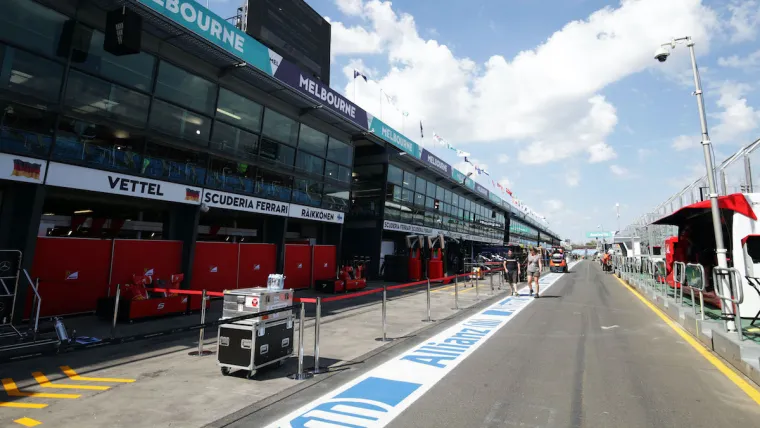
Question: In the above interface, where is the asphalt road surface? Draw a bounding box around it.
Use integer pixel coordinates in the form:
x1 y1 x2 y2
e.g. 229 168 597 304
387 260 760 428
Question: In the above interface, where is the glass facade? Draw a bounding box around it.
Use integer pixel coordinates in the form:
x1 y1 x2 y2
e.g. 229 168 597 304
509 218 539 246
0 0 353 212
384 163 506 241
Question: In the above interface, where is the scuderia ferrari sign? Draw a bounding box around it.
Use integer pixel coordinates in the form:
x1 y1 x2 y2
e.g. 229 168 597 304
202 189 289 217
289 204 344 224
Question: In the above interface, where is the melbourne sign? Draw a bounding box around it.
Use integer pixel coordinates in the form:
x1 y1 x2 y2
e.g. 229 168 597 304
368 116 422 158
421 149 451 175
475 183 489 197
45 162 201 205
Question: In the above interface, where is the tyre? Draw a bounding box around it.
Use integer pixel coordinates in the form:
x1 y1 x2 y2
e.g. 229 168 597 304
220 367 231 376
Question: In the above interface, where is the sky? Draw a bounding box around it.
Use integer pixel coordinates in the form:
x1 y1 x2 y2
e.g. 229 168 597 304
207 0 760 244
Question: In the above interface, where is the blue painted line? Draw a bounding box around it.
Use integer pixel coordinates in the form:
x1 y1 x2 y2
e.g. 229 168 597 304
481 310 514 317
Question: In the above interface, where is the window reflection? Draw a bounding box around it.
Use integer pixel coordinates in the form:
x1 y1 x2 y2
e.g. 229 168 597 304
142 140 205 185
262 109 298 146
53 117 145 173
206 157 255 194
210 121 258 162
326 137 352 166
260 138 295 167
76 29 155 91
298 124 327 156
216 88 263 133
149 99 210 145
0 46 63 104
155 61 217 115
293 179 323 206
296 151 324 175
388 164 402 185
0 101 53 158
0 0 67 57
323 183 349 212
255 169 291 202
64 70 149 128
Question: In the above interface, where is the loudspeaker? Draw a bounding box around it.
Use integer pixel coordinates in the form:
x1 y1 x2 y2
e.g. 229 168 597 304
57 20 93 63
104 7 143 56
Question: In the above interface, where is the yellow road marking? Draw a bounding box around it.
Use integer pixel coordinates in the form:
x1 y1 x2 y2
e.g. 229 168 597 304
60 366 135 383
2 379 80 399
32 372 110 391
0 402 47 409
14 417 42 427
614 275 760 406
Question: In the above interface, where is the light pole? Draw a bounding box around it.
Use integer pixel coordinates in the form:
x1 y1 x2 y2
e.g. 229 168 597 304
615 203 620 233
654 37 734 331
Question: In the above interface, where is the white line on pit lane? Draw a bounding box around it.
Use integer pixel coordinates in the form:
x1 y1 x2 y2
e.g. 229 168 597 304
264 263 579 428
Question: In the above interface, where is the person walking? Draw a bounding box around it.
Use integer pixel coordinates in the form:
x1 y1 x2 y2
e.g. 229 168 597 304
526 247 542 298
503 249 520 296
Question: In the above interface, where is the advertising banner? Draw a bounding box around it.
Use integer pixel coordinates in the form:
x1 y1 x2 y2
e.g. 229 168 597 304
289 204 345 224
272 60 368 128
368 115 422 158
586 231 614 239
0 153 46 184
201 189 289 216
475 183 489 197
136 0 273 74
383 220 501 244
421 149 451 175
46 162 202 204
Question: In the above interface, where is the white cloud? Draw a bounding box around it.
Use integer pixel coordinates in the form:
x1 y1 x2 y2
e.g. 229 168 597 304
566 169 580 187
711 81 760 143
637 148 655 160
544 199 565 215
718 50 760 70
672 135 697 151
497 154 510 164
725 1 760 43
328 20 383 56
333 0 719 166
498 177 512 189
609 164 628 176
335 0 364 16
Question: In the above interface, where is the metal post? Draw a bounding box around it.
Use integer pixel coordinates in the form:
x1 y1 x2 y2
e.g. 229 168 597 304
685 39 734 331
490 274 494 294
110 284 120 338
289 303 313 380
454 275 459 310
424 278 432 322
475 275 480 300
312 297 325 373
376 285 391 342
189 290 212 356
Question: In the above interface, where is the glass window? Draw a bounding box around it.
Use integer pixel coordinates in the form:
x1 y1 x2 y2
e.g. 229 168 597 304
326 161 350 183
210 121 258 162
293 179 323 207
403 171 415 189
255 169 292 202
0 0 67 57
0 47 63 104
216 88 263 132
415 192 425 207
436 185 444 201
323 183 349 212
261 109 298 146
426 181 436 197
327 137 352 166
53 117 146 173
425 196 434 210
0 101 54 158
416 177 426 194
142 140 205 185
401 188 413 204
296 151 324 175
64 70 149 128
444 189 452 204
149 99 211 145
155 61 217 115
76 29 155 91
388 164 403 185
298 124 327 156
206 157 255 194
260 139 295 167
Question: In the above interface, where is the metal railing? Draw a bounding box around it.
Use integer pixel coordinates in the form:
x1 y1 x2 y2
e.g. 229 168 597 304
23 270 41 335
712 267 744 340
0 250 22 328
685 263 707 320
673 262 686 304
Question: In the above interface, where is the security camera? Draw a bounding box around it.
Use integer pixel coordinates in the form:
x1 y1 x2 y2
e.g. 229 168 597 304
654 46 670 62
200 203 209 213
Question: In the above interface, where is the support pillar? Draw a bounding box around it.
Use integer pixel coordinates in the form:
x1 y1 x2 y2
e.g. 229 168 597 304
0 182 46 323
265 215 287 273
163 204 200 289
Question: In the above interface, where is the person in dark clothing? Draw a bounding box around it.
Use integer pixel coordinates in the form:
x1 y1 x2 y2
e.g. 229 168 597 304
503 249 520 296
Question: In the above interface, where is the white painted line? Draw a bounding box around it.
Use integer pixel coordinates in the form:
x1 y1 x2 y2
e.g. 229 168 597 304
265 263 579 427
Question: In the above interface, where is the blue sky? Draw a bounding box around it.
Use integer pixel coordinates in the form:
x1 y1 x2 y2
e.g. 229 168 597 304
207 0 760 243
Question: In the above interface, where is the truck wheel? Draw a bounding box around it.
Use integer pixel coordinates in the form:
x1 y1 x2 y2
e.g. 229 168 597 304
220 367 231 376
